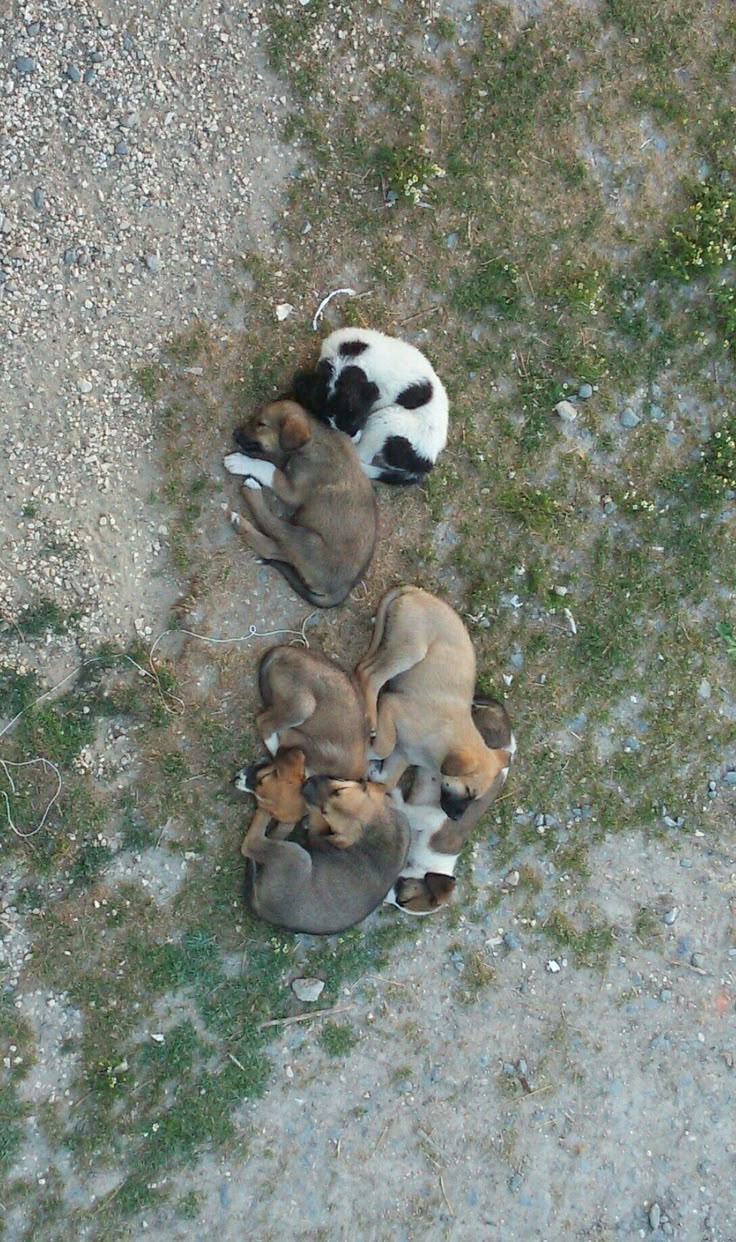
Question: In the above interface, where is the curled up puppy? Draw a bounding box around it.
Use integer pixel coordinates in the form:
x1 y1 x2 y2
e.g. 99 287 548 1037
387 698 516 915
223 399 377 608
293 327 448 485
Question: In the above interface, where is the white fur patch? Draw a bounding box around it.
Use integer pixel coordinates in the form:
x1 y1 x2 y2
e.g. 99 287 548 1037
241 459 276 487
224 452 262 476
243 476 263 490
264 732 279 757
233 768 251 793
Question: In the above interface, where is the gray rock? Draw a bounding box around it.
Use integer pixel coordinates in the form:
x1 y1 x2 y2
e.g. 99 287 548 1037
33 188 45 210
578 383 593 399
649 403 665 420
502 1061 516 1075
90 50 105 63
446 232 459 250
649 1202 661 1231
145 254 161 273
83 68 97 84
651 383 662 398
680 858 693 868
63 247 77 266
290 977 324 1003
503 931 522 950
623 735 641 752
724 770 736 785
123 33 135 51
620 407 641 428
663 907 679 926
659 989 672 1003
698 679 712 700
471 325 482 342
508 1173 522 1193
27 21 41 35
555 399 578 422
15 56 36 74
581 805 594 819
603 500 618 515
510 650 524 669
66 64 81 82
691 952 705 969
115 141 130 156
121 111 140 129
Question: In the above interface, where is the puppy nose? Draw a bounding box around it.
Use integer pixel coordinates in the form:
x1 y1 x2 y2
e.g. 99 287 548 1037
302 775 330 806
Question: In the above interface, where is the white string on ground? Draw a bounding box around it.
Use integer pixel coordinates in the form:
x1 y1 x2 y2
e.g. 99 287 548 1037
312 287 357 331
0 757 63 838
151 610 317 655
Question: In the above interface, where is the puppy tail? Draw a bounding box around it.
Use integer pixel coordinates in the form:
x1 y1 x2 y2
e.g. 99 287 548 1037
263 559 343 609
370 468 427 486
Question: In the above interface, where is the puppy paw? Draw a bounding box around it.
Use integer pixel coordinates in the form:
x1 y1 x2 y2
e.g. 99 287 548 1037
242 476 263 491
224 452 256 476
221 503 241 528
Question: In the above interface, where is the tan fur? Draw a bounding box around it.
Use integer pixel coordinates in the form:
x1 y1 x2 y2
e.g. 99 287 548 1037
356 587 504 812
243 777 410 935
226 399 377 608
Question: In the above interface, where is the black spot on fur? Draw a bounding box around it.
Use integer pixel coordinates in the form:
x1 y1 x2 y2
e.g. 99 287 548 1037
292 359 334 420
330 367 379 437
338 339 369 358
396 379 433 409
373 435 433 484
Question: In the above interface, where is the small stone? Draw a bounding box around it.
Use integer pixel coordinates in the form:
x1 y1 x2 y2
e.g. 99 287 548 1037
505 869 520 888
578 383 593 399
78 379 92 394
502 1062 516 1075
724 771 736 786
649 404 665 420
275 302 293 321
623 735 641 753
291 977 324 1003
83 68 97 85
691 952 705 969
680 858 693 869
663 907 678 926
546 959 561 973
503 931 522 950
33 188 45 210
659 988 672 1002
123 33 135 51
15 56 36 74
90 50 105 64
27 21 42 35
555 399 578 422
66 64 81 82
145 254 162 273
63 247 77 266
534 812 546 828
121 111 140 129
150 1032 165 1044
510 650 524 669
508 1173 522 1193
620 407 641 428
603 499 618 515
698 679 711 700
649 1203 661 1231
446 232 459 250
115 140 129 156
708 780 717 792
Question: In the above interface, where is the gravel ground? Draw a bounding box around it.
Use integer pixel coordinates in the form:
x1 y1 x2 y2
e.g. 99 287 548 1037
1 0 295 650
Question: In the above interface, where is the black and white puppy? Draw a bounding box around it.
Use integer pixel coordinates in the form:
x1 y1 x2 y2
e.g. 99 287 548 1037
292 327 449 485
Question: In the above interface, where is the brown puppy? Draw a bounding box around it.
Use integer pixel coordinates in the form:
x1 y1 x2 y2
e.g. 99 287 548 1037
223 399 377 608
241 774 410 935
233 645 370 845
388 698 516 915
356 586 505 818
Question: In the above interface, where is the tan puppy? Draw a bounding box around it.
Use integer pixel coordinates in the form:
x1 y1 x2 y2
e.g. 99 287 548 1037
356 586 505 818
388 698 516 915
233 645 369 845
223 399 377 608
241 773 410 935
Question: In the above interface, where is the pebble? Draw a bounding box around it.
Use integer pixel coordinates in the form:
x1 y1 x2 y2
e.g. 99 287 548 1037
27 21 42 35
33 188 45 210
505 870 520 887
63 247 77 266
446 232 459 250
691 952 705 969
83 68 97 85
555 399 578 422
77 379 93 394
724 771 736 786
578 383 593 399
290 977 325 1003
145 254 162 273
90 51 106 64
115 141 130 157
15 56 36 74
663 907 679 926
66 64 81 82
508 1173 523 1193
510 650 524 669
620 407 641 428
698 679 711 700
123 33 135 51
503 931 522 950
649 404 665 420
623 735 641 753
121 111 140 129
649 1203 661 1231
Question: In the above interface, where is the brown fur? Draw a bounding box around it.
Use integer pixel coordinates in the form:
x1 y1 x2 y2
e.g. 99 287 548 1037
225 399 377 608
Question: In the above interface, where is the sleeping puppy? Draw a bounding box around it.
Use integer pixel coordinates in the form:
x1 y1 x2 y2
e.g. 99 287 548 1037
223 399 376 608
355 586 504 817
233 645 369 842
387 698 516 915
240 770 410 935
292 327 448 485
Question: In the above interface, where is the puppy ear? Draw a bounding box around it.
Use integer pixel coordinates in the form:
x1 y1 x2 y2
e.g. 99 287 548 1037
440 750 469 778
424 873 456 907
277 747 306 781
279 408 311 452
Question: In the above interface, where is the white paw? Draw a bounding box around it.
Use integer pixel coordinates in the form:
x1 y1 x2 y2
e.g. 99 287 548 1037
264 732 279 757
367 760 384 783
242 476 262 491
224 452 257 476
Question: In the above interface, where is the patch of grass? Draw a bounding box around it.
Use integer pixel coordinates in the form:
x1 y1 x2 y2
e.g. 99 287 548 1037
656 178 736 283
0 666 40 719
135 363 161 402
319 1021 359 1057
452 250 521 318
543 910 615 969
3 597 73 640
715 621 736 662
455 949 496 1005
